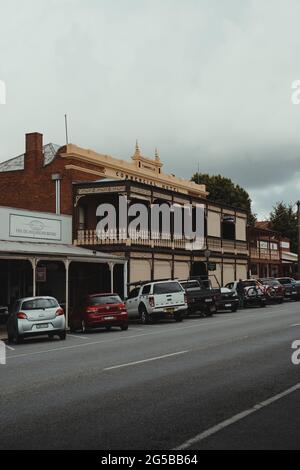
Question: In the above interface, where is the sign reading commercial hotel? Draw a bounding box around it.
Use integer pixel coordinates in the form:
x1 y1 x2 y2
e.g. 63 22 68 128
9 214 62 241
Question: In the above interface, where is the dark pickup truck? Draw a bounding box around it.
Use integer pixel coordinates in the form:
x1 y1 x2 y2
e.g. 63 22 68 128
276 277 300 301
180 279 217 317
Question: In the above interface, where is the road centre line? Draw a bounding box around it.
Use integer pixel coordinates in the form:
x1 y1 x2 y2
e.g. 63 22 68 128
103 351 189 371
174 382 300 450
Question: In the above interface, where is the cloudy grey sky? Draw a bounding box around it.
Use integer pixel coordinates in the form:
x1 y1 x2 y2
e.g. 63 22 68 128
1 0 300 218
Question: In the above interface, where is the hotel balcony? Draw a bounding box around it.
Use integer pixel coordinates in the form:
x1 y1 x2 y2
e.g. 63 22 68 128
250 247 280 261
75 229 248 255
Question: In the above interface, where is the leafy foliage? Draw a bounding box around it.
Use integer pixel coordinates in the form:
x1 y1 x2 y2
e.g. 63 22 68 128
269 202 297 252
191 173 256 224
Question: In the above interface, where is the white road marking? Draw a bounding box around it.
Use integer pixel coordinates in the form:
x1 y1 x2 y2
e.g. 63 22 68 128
103 350 189 371
290 323 300 327
5 345 15 351
174 382 300 450
67 334 89 340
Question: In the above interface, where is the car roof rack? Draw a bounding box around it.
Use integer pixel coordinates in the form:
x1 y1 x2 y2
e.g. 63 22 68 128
127 278 178 287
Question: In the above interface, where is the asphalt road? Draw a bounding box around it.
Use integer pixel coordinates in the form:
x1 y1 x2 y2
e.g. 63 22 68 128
1 301 300 450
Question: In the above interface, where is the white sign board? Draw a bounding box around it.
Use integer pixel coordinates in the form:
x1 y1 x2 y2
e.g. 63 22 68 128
9 214 62 241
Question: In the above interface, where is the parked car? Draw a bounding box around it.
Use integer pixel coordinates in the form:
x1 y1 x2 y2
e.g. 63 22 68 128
225 280 267 308
276 277 300 301
71 293 129 333
180 279 217 317
258 278 284 303
214 287 239 312
7 296 66 344
0 305 9 324
126 280 187 324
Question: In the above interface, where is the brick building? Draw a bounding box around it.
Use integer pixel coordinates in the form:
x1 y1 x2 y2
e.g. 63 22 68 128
0 133 108 214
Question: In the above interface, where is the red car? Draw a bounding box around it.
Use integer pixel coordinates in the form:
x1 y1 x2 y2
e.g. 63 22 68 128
71 293 129 333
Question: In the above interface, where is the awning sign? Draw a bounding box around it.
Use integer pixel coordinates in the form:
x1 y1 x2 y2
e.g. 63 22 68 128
9 214 62 241
36 267 47 283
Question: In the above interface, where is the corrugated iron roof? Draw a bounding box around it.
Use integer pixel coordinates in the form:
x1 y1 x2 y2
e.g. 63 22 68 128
0 240 125 263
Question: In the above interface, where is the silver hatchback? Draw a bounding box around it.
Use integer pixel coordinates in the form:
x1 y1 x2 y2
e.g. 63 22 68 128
7 297 66 344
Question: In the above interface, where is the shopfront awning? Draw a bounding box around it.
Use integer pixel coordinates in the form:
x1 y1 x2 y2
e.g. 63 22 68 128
0 240 128 324
0 240 126 264
281 251 298 263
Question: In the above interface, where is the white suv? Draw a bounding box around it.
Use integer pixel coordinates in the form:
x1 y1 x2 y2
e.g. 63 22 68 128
126 280 187 324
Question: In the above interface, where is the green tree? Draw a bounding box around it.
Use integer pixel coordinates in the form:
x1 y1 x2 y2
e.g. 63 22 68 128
191 173 256 224
269 202 297 252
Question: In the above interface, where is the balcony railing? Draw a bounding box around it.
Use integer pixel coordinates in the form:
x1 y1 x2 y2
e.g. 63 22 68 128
250 248 280 260
75 229 248 255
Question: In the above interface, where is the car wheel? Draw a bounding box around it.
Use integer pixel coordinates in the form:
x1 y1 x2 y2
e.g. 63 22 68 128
7 332 14 343
140 307 149 325
175 313 184 322
81 320 87 333
120 323 129 331
260 302 266 308
13 332 23 344
59 331 66 340
231 306 238 312
48 334 55 340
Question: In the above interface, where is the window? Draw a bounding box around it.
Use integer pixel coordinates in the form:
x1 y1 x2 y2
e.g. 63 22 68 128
258 241 268 249
250 264 258 276
142 285 151 295
88 295 122 305
128 288 140 299
22 298 58 310
181 281 200 290
222 215 236 240
79 205 87 230
153 282 183 294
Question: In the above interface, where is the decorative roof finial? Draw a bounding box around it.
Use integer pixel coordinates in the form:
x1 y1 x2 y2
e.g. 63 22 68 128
155 148 160 161
133 140 141 158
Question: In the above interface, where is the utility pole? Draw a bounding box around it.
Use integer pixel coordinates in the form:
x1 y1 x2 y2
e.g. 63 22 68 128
297 201 300 279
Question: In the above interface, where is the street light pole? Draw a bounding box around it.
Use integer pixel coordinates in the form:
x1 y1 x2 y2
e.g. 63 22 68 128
297 201 300 280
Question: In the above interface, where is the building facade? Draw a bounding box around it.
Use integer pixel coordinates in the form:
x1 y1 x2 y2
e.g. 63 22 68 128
248 223 297 278
0 132 249 288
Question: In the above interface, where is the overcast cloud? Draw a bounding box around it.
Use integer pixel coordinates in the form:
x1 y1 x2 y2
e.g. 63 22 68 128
1 0 300 218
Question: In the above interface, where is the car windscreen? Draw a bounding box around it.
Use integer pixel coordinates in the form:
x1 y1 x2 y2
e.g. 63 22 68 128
22 298 59 310
153 282 183 294
88 295 122 305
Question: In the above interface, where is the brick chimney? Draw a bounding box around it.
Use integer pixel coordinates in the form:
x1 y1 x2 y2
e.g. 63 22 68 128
25 132 43 172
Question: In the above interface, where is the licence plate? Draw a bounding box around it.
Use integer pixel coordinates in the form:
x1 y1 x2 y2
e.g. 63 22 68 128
165 308 175 314
225 304 232 308
36 323 48 329
205 299 213 303
104 316 115 320
292 291 297 294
